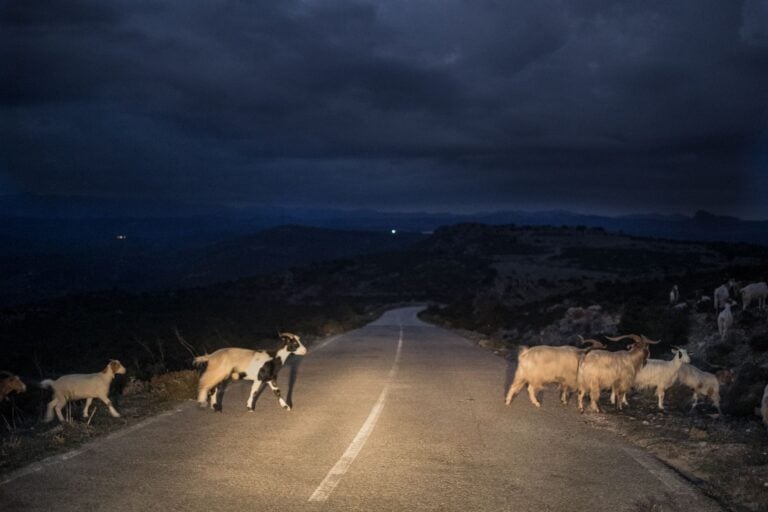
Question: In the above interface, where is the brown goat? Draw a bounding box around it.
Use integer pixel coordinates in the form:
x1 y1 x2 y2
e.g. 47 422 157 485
0 372 26 401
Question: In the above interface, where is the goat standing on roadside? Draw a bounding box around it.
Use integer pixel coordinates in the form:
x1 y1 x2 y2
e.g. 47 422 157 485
669 285 679 306
677 364 732 415
0 372 26 401
741 282 768 312
631 348 691 411
41 360 126 422
194 333 307 411
717 302 734 339
577 334 658 413
505 337 605 408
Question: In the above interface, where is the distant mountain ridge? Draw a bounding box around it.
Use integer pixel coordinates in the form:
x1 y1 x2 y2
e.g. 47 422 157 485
1 193 767 245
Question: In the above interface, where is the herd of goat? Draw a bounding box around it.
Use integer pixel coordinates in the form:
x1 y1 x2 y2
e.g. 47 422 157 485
506 279 768 428
1 280 767 431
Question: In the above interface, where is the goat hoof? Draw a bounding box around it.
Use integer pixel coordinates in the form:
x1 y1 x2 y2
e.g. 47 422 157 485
282 405 291 411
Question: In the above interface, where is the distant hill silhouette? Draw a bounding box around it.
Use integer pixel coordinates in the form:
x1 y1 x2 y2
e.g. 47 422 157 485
2 193 768 305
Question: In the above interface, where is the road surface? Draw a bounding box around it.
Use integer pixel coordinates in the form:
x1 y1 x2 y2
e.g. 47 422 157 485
1 307 720 511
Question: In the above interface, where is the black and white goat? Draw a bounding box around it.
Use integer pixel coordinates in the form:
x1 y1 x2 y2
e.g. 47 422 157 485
193 333 307 411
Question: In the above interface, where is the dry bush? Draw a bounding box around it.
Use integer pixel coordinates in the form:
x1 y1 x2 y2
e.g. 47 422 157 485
149 370 198 400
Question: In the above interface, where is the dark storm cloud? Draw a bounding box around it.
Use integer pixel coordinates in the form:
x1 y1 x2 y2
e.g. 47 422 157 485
1 0 767 215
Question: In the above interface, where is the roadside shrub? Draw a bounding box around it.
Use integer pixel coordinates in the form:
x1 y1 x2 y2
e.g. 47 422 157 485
748 333 768 352
618 301 689 352
150 370 198 401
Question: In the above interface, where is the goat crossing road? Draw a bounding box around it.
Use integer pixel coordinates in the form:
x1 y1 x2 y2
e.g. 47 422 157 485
0 307 721 512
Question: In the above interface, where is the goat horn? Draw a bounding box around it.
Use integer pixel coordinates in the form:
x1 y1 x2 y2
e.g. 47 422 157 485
641 335 661 345
606 334 642 344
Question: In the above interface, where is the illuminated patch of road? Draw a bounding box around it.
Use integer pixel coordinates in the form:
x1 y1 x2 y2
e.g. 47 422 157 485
308 328 403 503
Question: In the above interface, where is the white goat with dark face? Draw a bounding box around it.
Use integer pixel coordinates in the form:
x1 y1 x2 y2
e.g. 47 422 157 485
194 333 307 411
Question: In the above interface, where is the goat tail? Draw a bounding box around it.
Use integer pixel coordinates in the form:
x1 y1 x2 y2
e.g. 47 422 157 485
40 379 54 389
193 354 212 366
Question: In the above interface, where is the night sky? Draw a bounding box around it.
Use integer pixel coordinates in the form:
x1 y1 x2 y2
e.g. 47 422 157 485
2 1 768 217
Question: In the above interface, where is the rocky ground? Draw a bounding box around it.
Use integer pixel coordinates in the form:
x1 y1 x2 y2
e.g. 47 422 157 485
581 389 768 512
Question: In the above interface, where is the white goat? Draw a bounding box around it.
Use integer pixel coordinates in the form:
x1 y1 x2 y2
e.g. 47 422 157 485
669 285 679 306
505 337 605 408
740 282 768 312
676 363 732 415
576 334 657 413
713 282 731 311
631 348 691 410
717 302 734 339
41 360 127 422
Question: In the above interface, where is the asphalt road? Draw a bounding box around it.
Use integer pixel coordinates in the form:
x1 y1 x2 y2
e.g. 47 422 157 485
1 307 721 511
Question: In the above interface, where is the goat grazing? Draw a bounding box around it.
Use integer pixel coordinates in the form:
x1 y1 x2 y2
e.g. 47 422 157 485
41 360 126 422
717 302 734 339
631 348 690 410
676 363 732 415
740 282 768 312
0 372 26 401
505 337 605 408
576 334 657 413
194 333 307 411
669 285 679 306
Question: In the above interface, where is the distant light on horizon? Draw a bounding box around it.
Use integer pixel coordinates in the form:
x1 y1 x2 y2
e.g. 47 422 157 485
116 234 126 240
391 229 397 235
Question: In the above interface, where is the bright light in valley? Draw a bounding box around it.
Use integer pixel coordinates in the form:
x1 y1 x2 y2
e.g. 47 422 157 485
391 229 397 235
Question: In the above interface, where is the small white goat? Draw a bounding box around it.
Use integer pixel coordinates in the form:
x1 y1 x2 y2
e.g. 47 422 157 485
41 360 126 422
669 285 679 306
505 337 605 408
631 348 690 410
576 334 657 413
676 363 732 415
740 282 768 312
717 302 734 339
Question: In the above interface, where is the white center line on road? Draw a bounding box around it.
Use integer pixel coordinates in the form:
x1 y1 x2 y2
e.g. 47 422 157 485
308 327 404 503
